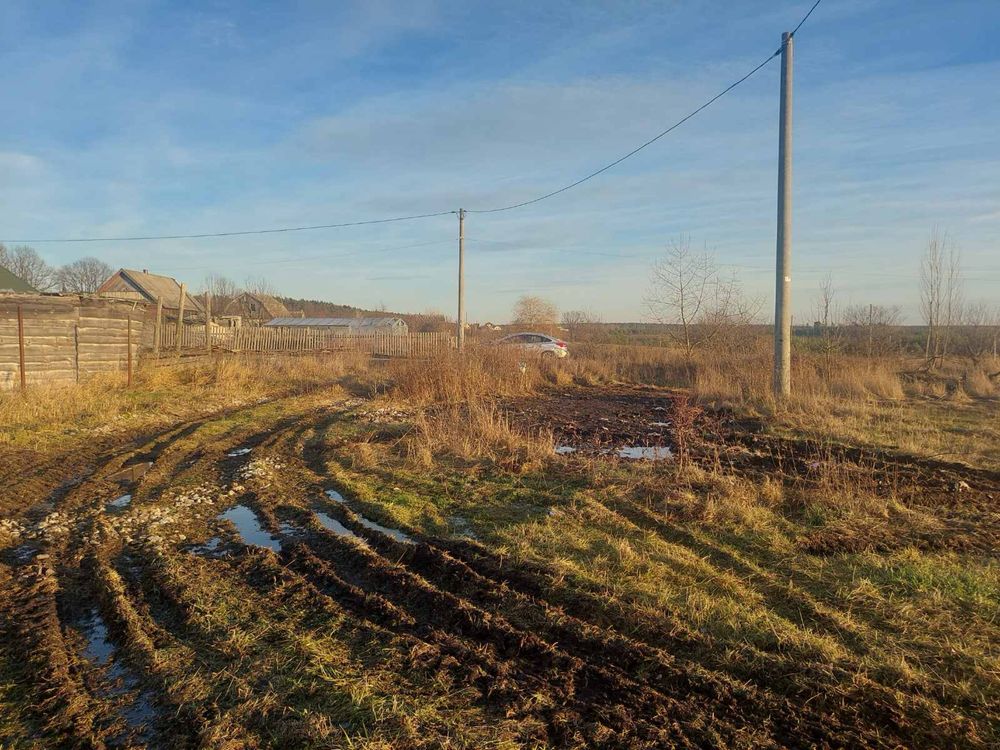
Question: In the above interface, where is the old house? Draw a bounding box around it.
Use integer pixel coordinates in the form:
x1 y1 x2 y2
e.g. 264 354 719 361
97 269 203 318
0 267 36 293
223 292 291 324
264 316 409 334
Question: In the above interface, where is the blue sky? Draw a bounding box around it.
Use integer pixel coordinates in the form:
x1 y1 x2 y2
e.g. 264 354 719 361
1 0 997 322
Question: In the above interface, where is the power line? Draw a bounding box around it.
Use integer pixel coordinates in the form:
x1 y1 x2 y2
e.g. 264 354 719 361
468 0 825 214
791 0 824 38
466 50 782 214
1 210 457 244
0 1 827 243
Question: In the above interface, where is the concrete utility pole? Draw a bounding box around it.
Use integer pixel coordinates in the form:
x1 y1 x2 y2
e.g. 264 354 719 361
457 208 466 352
773 31 793 399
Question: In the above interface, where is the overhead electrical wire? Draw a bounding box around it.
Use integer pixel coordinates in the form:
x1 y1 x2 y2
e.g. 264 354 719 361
0 0 825 245
1 210 457 244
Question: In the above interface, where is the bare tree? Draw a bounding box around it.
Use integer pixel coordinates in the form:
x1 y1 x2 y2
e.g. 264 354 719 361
920 229 961 362
243 275 275 296
56 257 113 293
843 303 902 358
0 243 56 290
959 301 1000 362
645 237 757 359
942 241 963 357
561 309 602 341
512 295 558 330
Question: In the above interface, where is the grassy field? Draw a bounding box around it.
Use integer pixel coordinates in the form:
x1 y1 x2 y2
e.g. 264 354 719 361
1 346 997 748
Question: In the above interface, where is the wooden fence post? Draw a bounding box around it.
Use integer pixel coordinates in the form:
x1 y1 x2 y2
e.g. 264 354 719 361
127 316 133 387
175 284 186 356
154 296 163 356
17 304 26 391
205 291 212 353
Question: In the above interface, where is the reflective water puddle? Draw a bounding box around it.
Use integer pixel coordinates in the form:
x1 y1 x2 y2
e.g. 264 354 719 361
188 537 224 557
617 446 673 460
219 505 282 552
324 489 346 502
107 494 132 510
354 515 413 544
314 512 365 543
226 447 252 457
554 445 577 455
76 609 158 741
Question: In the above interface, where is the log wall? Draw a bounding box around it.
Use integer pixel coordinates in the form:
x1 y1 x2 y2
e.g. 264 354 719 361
0 294 148 390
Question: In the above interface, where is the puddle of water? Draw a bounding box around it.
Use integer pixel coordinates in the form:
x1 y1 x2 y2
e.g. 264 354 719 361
617 446 673 460
449 516 478 540
355 515 414 544
219 505 282 552
107 494 132 510
227 447 252 457
324 489 346 503
78 609 115 665
314 512 365 543
9 544 38 563
107 462 153 483
554 445 577 455
75 609 158 741
189 537 223 556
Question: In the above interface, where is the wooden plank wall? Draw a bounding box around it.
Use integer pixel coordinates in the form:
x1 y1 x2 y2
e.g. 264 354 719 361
0 294 146 390
157 326 452 357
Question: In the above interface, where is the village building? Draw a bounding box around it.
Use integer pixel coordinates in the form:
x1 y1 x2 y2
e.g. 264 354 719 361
264 316 409 334
223 292 291 324
97 269 203 319
0 267 36 294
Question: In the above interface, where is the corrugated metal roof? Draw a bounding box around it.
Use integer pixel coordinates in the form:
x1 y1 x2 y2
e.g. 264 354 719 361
264 316 406 328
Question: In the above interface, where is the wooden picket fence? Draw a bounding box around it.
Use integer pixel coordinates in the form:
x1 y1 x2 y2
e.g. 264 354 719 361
156 325 452 358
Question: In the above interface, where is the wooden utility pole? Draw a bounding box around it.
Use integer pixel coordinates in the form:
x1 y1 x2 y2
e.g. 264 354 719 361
126 316 133 387
457 208 466 352
773 31 793 399
153 296 163 356
175 284 186 355
205 291 213 353
17 304 26 391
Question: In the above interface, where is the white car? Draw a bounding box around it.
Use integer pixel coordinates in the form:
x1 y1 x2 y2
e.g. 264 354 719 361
497 332 569 358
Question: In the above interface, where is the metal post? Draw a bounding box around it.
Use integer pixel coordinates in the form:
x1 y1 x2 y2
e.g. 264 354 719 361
17 304 26 391
457 208 466 352
773 31 793 399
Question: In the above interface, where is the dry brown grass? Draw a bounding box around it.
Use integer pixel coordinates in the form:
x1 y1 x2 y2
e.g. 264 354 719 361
387 345 543 404
403 400 553 472
0 352 367 449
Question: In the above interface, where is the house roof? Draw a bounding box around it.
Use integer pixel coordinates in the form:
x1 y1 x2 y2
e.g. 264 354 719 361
227 292 291 318
264 316 406 328
0 267 36 293
98 269 203 312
